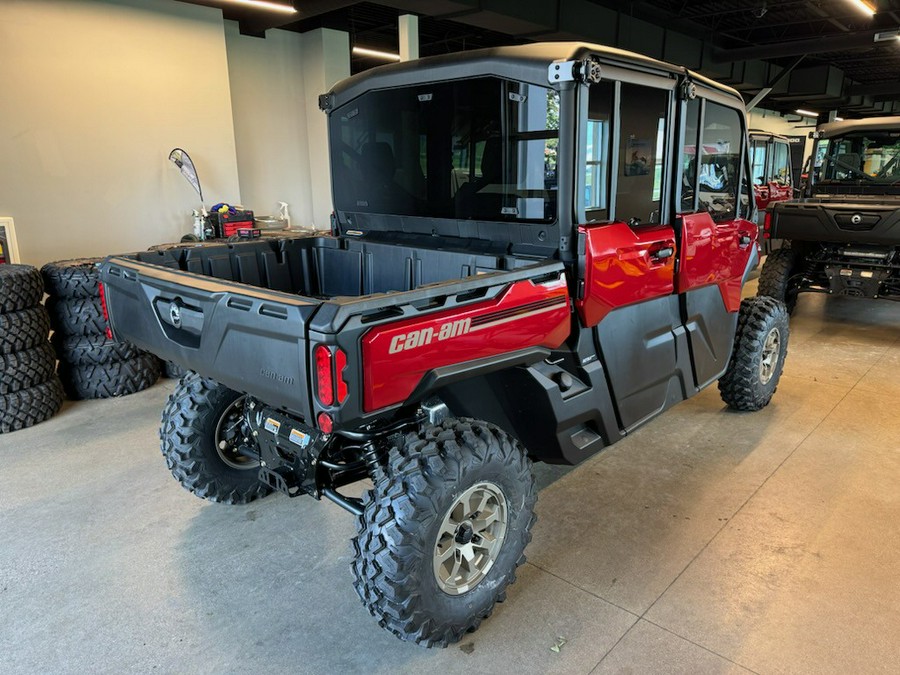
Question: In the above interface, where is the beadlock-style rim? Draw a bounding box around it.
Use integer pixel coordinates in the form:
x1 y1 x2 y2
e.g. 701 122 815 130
759 327 781 386
214 396 253 470
433 482 508 595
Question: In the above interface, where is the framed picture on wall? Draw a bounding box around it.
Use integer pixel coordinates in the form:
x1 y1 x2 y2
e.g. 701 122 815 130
0 217 21 264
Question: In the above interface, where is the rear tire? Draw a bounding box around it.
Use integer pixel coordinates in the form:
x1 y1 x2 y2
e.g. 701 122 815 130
0 264 44 314
719 296 789 412
159 372 270 504
163 360 187 379
352 418 536 646
757 247 799 314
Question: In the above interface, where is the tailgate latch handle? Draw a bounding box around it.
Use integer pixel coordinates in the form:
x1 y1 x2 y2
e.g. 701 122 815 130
156 297 204 336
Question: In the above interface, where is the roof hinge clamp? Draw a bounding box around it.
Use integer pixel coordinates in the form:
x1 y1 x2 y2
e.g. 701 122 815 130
548 59 601 85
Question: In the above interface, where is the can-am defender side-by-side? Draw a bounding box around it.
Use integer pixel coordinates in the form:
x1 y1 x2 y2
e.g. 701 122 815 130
100 43 789 647
749 129 794 252
758 117 900 312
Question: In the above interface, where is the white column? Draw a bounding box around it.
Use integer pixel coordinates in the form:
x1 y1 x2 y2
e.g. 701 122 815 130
398 14 419 62
301 28 350 230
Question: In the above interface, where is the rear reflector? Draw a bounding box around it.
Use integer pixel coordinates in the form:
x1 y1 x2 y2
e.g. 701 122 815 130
317 412 334 434
314 345 334 406
97 282 113 339
763 210 772 240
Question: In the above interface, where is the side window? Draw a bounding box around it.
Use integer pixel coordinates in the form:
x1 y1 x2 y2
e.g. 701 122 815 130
585 81 614 218
750 140 767 185
679 97 700 212
698 101 742 221
772 141 791 185
616 82 669 225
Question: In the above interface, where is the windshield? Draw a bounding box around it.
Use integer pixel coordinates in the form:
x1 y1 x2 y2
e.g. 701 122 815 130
330 77 559 223
814 131 900 185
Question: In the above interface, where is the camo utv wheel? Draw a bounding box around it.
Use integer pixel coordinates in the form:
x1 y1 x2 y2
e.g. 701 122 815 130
352 418 536 647
159 372 270 504
719 296 790 412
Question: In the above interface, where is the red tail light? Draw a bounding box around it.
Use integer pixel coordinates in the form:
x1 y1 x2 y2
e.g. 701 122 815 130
314 345 349 407
763 210 772 240
335 348 348 403
97 282 113 340
314 345 334 406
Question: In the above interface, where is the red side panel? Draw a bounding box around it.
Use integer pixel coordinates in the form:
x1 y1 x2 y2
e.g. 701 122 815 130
677 212 756 312
360 277 571 412
575 222 676 327
753 183 769 210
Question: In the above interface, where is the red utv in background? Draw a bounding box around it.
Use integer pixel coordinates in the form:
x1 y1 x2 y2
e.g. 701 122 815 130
749 130 794 252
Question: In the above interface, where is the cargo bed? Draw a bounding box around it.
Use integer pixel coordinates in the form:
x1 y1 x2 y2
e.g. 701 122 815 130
100 236 567 426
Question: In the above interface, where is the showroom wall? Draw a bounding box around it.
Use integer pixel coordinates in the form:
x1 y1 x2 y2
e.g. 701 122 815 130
225 24 349 231
0 0 243 265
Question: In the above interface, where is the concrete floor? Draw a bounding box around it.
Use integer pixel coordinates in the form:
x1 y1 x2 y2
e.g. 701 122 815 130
3 282 900 674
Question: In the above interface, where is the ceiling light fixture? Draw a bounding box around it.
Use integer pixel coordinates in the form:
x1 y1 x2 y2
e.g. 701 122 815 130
846 0 876 16
796 108 819 117
352 46 401 61
219 0 296 13
834 116 845 121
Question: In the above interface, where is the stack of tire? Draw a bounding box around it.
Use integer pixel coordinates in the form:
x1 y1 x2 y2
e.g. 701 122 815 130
0 264 64 433
42 258 161 399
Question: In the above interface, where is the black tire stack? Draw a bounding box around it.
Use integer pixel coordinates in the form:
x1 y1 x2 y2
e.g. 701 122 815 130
0 264 64 433
42 258 161 399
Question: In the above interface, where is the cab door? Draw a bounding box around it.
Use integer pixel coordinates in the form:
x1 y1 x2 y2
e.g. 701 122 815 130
575 76 681 430
750 138 770 209
676 96 757 389
768 139 793 203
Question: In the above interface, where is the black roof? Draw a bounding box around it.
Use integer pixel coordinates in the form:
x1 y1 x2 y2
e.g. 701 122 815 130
326 41 744 109
817 116 900 138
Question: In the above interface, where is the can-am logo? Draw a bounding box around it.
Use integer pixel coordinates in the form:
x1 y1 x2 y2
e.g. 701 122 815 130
389 318 472 354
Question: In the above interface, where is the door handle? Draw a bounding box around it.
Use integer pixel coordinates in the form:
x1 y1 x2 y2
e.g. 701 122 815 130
650 246 675 261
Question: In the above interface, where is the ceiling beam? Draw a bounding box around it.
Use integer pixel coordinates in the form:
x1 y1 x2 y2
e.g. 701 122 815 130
849 81 900 96
713 29 890 61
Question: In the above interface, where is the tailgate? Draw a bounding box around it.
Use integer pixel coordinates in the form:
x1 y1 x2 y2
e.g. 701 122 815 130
100 256 320 418
772 200 900 244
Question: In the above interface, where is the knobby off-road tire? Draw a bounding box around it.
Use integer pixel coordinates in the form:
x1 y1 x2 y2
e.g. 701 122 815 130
53 333 140 366
46 296 106 337
58 353 160 400
163 360 187 379
757 246 800 314
0 264 44 314
159 372 270 504
719 296 790 412
0 306 51 355
0 376 64 434
352 418 537 647
40 258 101 299
0 343 57 395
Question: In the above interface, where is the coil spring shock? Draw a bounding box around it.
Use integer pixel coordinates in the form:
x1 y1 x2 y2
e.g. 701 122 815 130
360 440 387 482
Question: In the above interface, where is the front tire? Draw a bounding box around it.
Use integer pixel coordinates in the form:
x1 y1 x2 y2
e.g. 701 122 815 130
719 296 789 411
352 418 536 647
159 372 270 504
757 246 800 314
